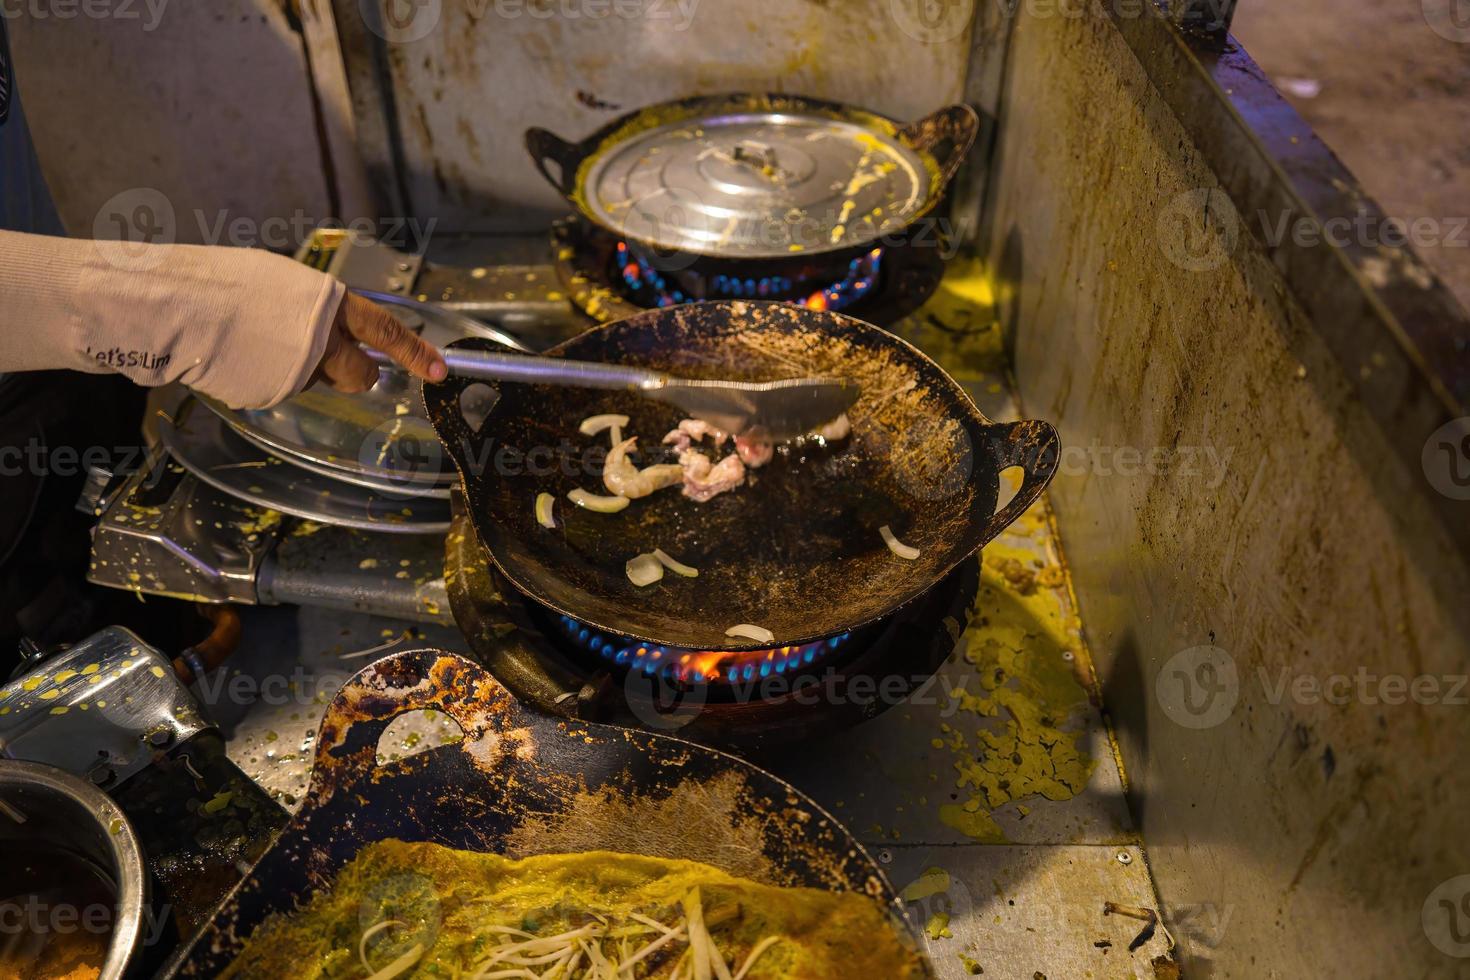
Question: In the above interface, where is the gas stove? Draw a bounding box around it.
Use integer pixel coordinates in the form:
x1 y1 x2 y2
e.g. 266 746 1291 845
443 497 977 749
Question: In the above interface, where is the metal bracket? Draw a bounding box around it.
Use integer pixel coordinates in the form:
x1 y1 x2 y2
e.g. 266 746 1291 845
0 626 212 788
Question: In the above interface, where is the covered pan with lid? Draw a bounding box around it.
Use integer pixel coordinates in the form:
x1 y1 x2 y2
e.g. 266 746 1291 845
525 93 978 295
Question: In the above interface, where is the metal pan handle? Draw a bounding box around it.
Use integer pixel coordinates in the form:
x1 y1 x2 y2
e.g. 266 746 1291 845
305 649 520 806
524 126 582 197
899 103 981 188
976 419 1060 544
422 337 517 489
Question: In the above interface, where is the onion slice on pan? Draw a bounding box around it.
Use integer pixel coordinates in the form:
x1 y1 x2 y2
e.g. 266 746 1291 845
568 488 630 513
626 553 664 587
653 548 699 577
725 624 774 643
579 413 630 436
880 525 920 560
535 492 556 529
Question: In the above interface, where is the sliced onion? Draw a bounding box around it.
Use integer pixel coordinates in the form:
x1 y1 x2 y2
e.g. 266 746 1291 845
880 524 920 560
725 624 774 643
535 492 556 529
579 413 630 436
653 548 699 577
626 553 664 587
568 488 631 513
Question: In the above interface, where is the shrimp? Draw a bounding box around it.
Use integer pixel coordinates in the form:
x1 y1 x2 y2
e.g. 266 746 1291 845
679 450 747 502
603 437 683 499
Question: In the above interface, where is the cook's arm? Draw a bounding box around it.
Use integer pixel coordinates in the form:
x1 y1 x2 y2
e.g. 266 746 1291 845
0 230 443 409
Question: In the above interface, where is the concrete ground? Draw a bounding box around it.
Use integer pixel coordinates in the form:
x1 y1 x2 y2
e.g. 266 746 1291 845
1233 0 1470 313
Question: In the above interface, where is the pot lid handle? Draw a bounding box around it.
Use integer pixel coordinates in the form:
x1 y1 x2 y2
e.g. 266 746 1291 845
899 103 982 188
525 126 581 196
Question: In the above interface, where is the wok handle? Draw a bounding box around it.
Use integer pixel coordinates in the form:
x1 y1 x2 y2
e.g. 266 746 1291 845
978 419 1060 544
305 649 520 806
524 126 582 196
421 338 510 486
899 103 980 188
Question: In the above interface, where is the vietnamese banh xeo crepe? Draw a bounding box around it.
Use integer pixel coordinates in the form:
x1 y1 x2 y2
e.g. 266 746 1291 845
221 840 926 979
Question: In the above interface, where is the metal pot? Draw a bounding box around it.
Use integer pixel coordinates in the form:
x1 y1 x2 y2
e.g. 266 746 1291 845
0 761 149 980
526 93 978 297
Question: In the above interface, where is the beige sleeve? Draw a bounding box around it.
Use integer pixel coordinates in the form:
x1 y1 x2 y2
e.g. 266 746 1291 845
0 229 345 409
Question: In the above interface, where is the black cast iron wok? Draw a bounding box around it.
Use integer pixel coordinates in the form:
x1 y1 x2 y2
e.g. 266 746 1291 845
424 300 1058 651
170 651 926 976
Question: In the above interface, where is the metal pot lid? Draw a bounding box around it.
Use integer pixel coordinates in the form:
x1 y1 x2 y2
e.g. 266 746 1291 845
158 395 450 534
201 291 527 488
583 111 932 259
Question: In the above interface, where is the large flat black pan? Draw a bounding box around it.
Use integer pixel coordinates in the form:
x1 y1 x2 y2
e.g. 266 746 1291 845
169 651 924 976
424 300 1058 651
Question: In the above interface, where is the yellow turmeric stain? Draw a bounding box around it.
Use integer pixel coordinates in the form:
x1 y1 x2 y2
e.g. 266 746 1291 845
936 541 1096 844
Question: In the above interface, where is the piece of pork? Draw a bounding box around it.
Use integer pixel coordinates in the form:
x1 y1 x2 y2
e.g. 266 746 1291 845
661 419 730 454
733 433 774 468
678 450 746 502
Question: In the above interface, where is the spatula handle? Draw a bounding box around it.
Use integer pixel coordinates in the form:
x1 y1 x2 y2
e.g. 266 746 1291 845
368 347 665 391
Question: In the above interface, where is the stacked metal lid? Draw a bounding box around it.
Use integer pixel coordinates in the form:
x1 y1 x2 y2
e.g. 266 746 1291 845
152 292 518 533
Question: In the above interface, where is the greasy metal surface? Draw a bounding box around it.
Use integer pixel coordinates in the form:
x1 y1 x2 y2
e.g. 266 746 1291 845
417 261 587 349
983 4 1470 976
444 493 975 749
175 650 923 976
88 448 275 605
425 300 1058 650
259 527 452 625
528 93 976 260
210 608 468 811
157 392 450 534
0 627 209 789
1099 1 1470 560
114 733 288 957
345 0 977 232
293 229 421 297
88 452 453 623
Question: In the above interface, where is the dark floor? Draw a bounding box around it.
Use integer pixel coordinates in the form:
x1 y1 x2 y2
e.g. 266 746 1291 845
1233 0 1470 313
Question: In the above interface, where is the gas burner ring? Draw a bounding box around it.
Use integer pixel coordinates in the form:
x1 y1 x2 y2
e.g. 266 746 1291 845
616 240 884 312
553 614 853 686
550 217 945 328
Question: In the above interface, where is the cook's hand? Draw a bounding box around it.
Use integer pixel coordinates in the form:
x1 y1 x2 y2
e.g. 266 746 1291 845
313 292 448 392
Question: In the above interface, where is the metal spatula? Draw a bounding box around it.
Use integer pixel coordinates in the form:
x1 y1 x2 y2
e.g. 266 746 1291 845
370 347 860 439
